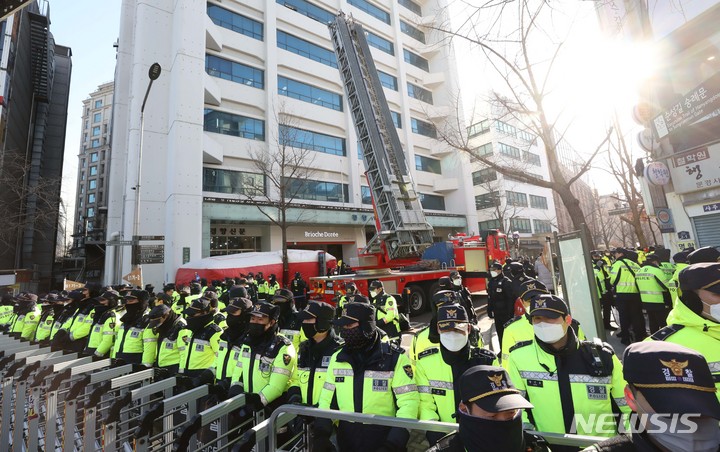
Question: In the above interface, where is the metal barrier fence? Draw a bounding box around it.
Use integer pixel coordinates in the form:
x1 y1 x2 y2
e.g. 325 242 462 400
0 332 608 451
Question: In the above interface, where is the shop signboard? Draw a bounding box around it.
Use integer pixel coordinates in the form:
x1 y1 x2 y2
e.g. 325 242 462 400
667 146 720 194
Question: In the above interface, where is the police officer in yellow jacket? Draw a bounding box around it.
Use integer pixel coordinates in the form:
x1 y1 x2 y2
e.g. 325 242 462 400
410 289 465 364
228 302 297 417
368 280 400 339
272 288 304 352
10 293 41 341
609 247 644 344
147 304 186 375
335 282 360 318
33 293 67 343
212 295 253 386
288 301 342 406
505 295 629 449
648 262 720 398
635 253 672 334
264 274 280 298
178 295 222 378
314 302 419 452
65 284 102 352
84 290 121 357
416 305 496 446
0 293 15 328
112 290 157 367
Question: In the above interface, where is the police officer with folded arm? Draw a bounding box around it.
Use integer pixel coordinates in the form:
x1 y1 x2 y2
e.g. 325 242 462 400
177 294 223 380
583 341 720 452
428 365 548 452
211 295 253 388
313 302 419 452
148 303 186 375
84 290 121 357
112 290 157 367
505 294 629 450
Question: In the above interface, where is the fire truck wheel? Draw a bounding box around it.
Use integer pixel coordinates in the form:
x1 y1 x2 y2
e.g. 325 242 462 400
406 284 427 316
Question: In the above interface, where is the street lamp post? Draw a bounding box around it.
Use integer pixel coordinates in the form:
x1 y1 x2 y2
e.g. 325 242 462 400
131 62 161 269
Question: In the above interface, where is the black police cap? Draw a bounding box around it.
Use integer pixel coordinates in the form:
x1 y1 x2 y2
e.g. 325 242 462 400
272 288 293 303
459 365 533 412
250 301 280 320
333 302 375 327
228 285 248 299
529 294 569 318
184 296 212 315
437 305 469 332
687 246 720 264
225 297 253 315
623 341 720 419
678 262 720 294
297 301 335 323
148 304 171 320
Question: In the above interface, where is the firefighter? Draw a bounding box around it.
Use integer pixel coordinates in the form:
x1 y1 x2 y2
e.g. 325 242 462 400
486 262 515 347
112 290 156 367
313 302 418 452
288 301 342 406
635 253 672 334
290 271 309 311
84 290 121 357
271 288 303 352
368 280 400 339
416 305 497 446
149 303 186 375
609 247 644 344
505 295 629 446
178 296 223 378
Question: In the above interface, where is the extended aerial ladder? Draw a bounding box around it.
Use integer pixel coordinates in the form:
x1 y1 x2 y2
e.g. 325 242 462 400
329 13 435 263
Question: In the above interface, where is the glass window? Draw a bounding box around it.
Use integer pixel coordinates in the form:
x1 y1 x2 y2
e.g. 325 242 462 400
204 109 265 141
378 70 398 90
85 121 88 129
348 0 391 24
534 219 552 233
472 168 497 185
479 219 502 230
403 49 429 71
518 129 535 142
279 125 346 156
505 172 544 183
400 20 425 43
208 4 263 40
276 0 334 24
398 0 422 15
94 100 102 108
391 111 402 128
91 139 100 148
411 118 436 138
80 186 84 194
278 76 343 111
498 142 521 159
475 192 500 209
523 151 541 166
419 193 445 210
506 190 528 207
407 82 433 104
90 152 98 163
468 119 491 137
287 178 349 203
89 166 98 176
495 120 517 137
93 112 101 123
365 30 394 55
92 126 101 136
81 158 86 168
89 180 97 190
205 55 264 89
530 194 548 209
203 168 265 195
473 142 493 157
510 218 532 233
415 155 441 174
361 185 372 204
87 207 95 218
88 193 96 204
277 30 337 68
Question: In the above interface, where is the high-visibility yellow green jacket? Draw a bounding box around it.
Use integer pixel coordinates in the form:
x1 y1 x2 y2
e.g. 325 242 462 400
636 264 671 308
178 321 222 375
609 258 640 294
501 315 586 365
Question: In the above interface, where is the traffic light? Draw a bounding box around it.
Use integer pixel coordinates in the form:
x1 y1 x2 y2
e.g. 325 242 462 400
1 0 33 21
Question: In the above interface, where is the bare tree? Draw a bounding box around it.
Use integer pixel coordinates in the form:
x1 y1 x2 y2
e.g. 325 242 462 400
431 1 612 248
243 110 318 285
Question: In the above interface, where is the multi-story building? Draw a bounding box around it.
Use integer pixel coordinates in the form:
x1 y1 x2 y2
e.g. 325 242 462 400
106 0 477 287
68 82 114 283
467 116 557 257
0 1 71 292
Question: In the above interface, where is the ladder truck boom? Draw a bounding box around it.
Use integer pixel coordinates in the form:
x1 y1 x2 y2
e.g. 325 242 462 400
329 13 434 262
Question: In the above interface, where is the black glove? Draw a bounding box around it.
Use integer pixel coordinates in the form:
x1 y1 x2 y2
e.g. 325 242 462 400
426 430 445 447
131 363 149 373
227 384 243 399
243 392 262 411
175 374 194 392
191 369 215 387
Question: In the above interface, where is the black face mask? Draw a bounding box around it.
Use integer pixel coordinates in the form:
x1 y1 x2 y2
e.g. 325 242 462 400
226 315 249 338
301 323 317 339
124 302 144 316
340 326 372 350
457 409 524 452
52 304 65 316
248 322 269 338
187 313 213 332
92 304 112 319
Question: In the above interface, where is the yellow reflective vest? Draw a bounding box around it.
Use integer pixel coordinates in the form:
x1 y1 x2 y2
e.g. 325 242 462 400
178 321 222 375
290 333 343 406
501 315 586 366
635 264 670 307
112 312 158 366
155 317 187 368
32 309 55 342
86 310 120 357
609 259 640 294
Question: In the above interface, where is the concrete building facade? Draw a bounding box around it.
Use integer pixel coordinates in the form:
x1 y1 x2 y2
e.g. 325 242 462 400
107 0 477 287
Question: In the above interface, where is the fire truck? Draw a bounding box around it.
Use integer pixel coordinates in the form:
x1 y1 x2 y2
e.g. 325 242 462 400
310 14 510 315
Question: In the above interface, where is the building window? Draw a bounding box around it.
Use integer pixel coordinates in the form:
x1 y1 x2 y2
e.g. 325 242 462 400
205 55 264 89
523 151 541 166
498 142 521 159
89 166 98 176
90 152 98 163
495 120 516 136
407 82 433 104
529 194 548 209
208 4 263 40
92 126 101 136
276 0 334 24
472 168 497 185
365 31 394 55
87 207 96 218
400 20 425 43
475 192 500 209
510 218 532 233
473 142 493 157
403 49 429 71
88 193 96 204
348 0 391 24
80 186 85 194
279 125 346 156
468 119 491 137
204 109 266 141
277 30 337 68
378 70 398 90
534 219 552 233
210 222 262 255
391 111 402 128
94 100 102 108
93 112 101 123
506 190 528 207
89 180 97 190
287 178 349 203
203 168 265 195
361 185 372 204
81 158 86 168
411 118 437 138
420 193 445 210
415 155 441 174
398 0 422 15
505 172 544 183
278 76 343 111
479 219 502 230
